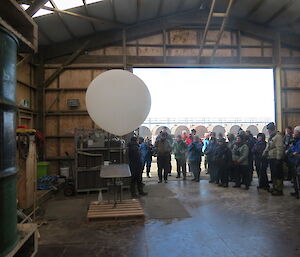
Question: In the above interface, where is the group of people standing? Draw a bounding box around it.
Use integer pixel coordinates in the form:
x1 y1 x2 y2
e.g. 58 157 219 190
127 123 300 199
205 122 300 197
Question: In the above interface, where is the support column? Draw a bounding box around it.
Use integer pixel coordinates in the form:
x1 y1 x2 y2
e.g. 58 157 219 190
273 32 283 131
0 26 19 256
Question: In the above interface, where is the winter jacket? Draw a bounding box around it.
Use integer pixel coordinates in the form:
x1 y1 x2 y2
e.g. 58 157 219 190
127 142 142 172
205 140 218 163
155 138 172 156
173 140 187 160
140 142 153 162
232 143 249 166
156 132 173 145
186 135 193 145
263 132 284 160
287 137 300 165
187 141 202 162
283 134 293 149
202 139 210 153
215 144 232 166
252 140 267 162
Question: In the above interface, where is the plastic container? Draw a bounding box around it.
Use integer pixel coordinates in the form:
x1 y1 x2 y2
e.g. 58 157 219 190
37 162 50 179
60 167 69 178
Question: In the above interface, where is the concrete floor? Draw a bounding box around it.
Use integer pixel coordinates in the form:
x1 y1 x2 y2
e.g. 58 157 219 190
35 173 300 257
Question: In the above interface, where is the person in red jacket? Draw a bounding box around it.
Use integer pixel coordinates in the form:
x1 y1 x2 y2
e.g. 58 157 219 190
186 129 196 145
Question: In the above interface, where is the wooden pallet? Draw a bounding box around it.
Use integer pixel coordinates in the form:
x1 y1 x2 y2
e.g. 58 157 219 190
87 199 145 222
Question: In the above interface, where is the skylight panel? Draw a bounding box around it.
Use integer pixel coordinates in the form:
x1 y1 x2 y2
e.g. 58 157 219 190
85 0 104 4
53 0 84 10
33 1 53 17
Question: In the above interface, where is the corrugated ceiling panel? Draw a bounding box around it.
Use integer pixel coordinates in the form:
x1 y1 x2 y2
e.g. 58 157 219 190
86 1 115 22
159 0 181 16
269 1 300 26
36 14 73 42
231 0 261 18
138 0 161 21
181 0 202 10
249 0 290 24
114 0 137 24
60 13 94 37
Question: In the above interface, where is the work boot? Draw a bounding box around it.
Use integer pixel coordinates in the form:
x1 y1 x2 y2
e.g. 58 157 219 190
146 167 151 178
271 190 283 196
139 191 148 196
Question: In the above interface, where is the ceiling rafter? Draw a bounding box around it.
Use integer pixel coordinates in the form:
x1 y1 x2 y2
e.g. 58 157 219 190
25 0 48 16
197 0 216 59
212 0 235 57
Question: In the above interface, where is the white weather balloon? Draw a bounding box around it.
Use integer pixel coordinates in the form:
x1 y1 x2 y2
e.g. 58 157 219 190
86 70 151 136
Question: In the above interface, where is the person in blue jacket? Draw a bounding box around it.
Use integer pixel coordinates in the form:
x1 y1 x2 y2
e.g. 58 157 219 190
187 136 203 182
140 136 153 178
202 133 210 173
287 126 300 198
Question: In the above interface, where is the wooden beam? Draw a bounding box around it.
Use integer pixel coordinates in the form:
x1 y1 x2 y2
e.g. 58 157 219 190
212 0 234 57
45 54 274 67
41 5 125 27
122 29 127 69
44 40 90 88
26 0 48 16
17 54 32 68
197 0 216 60
273 32 283 131
163 29 166 63
0 0 38 52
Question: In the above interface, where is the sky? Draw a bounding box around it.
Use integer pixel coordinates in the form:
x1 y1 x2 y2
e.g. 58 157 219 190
133 68 275 121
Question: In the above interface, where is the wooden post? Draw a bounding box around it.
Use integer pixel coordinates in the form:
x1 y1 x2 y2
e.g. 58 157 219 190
273 32 283 131
163 29 166 63
122 29 127 70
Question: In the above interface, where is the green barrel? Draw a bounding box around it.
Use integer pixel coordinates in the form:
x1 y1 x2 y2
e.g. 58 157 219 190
0 26 19 256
